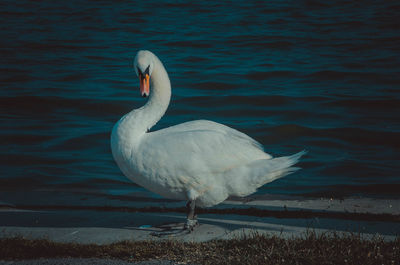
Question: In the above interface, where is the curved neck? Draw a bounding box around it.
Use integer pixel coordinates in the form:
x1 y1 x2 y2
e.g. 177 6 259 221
142 55 171 130
122 55 171 137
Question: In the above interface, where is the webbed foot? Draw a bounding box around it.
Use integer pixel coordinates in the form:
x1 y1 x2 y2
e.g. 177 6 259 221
184 217 199 232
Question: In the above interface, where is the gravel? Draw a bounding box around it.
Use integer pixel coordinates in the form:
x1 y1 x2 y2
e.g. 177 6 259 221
0 258 184 265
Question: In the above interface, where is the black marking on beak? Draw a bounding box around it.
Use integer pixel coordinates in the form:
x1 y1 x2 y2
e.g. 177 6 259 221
137 65 150 77
144 65 150 75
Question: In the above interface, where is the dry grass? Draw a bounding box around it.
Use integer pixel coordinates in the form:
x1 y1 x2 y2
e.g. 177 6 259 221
1 232 399 265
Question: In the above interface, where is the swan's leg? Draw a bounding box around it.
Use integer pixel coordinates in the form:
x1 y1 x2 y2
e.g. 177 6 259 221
151 200 197 237
187 199 196 219
185 200 198 231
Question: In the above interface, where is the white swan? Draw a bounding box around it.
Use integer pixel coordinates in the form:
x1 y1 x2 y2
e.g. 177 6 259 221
111 50 305 230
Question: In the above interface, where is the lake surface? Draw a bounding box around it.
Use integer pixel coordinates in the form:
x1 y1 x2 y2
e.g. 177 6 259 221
1 0 399 206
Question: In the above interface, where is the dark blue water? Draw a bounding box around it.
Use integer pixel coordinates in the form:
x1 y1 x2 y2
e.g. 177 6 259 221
1 0 400 205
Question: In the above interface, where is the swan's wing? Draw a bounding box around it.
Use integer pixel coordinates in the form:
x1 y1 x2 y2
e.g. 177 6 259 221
136 121 270 179
152 120 265 152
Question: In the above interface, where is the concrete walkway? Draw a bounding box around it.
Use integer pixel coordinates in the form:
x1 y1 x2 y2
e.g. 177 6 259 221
1 196 399 244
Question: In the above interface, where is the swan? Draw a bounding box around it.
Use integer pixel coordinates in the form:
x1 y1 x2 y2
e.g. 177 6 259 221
111 50 305 231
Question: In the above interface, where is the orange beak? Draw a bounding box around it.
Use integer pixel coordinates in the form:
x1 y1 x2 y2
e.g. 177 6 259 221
139 73 150 97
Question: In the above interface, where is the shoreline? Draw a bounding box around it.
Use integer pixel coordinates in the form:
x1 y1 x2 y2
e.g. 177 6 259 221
1 195 399 264
2 191 399 213
1 196 399 244
1 203 399 223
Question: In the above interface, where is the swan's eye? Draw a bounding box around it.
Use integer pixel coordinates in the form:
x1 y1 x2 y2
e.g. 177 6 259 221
144 65 150 76
137 66 150 76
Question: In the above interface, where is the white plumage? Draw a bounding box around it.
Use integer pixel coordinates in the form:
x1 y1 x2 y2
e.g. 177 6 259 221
111 50 305 210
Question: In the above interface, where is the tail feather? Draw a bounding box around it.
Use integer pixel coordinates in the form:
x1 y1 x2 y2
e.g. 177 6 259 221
227 150 307 197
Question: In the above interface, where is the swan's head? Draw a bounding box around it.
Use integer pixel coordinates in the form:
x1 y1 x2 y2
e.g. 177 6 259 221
134 50 155 97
